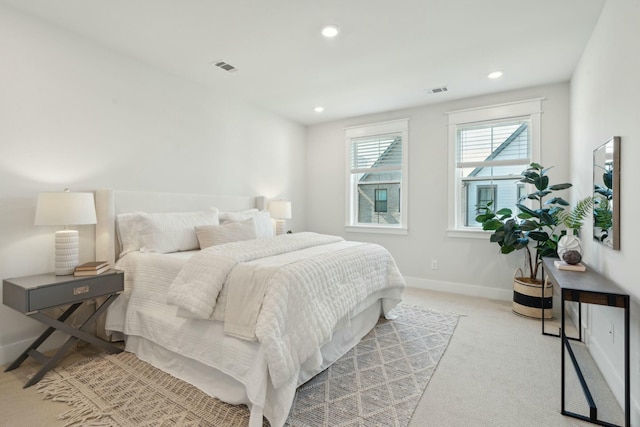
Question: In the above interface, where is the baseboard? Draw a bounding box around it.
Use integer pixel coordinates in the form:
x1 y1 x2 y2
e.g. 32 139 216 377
404 276 512 301
0 330 67 367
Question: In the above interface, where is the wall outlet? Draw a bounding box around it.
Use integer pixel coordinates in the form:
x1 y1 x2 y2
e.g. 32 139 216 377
431 259 438 270
608 321 614 344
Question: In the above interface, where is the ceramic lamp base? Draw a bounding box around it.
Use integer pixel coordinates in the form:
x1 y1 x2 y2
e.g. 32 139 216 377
54 229 79 275
275 219 287 235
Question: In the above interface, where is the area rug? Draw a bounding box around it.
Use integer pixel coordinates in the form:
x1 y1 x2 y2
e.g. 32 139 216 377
37 304 458 426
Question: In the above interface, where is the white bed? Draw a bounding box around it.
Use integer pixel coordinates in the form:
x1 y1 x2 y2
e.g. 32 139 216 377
94 190 405 427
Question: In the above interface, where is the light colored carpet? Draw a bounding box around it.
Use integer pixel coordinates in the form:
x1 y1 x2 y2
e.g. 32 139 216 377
0 288 616 426
32 304 458 427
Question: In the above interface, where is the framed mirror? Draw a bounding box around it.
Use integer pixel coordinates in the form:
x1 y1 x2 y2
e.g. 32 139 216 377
593 136 620 249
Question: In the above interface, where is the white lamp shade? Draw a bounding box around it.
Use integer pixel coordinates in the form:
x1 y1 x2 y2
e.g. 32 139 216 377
269 200 292 219
35 191 97 226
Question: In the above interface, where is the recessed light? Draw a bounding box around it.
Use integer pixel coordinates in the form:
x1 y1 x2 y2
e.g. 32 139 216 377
314 106 324 113
488 71 503 79
321 25 340 38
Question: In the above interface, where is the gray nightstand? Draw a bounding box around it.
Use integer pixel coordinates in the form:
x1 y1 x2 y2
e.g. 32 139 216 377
3 270 124 387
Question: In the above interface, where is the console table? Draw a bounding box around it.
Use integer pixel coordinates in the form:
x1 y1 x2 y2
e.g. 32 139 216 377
542 257 630 427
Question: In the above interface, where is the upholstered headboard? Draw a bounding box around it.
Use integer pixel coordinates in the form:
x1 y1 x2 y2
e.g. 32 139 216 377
95 190 264 265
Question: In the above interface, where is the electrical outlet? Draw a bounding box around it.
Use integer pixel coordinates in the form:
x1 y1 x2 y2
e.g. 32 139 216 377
609 321 614 344
431 259 438 270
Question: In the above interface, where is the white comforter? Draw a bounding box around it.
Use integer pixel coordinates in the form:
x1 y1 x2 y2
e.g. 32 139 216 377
167 232 405 388
106 233 405 426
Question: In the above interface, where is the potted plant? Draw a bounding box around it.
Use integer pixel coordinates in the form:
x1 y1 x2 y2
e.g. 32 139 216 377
475 163 572 318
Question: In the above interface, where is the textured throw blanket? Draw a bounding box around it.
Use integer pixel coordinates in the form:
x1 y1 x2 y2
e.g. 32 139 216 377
167 232 405 388
167 233 343 318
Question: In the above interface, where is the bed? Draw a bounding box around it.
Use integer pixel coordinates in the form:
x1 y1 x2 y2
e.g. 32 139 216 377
94 190 405 427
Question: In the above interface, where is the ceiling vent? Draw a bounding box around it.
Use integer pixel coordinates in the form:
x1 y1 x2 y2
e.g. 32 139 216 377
428 86 448 94
213 60 238 73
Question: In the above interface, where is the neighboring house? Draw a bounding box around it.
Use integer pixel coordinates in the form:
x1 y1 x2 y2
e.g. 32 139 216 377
462 123 528 226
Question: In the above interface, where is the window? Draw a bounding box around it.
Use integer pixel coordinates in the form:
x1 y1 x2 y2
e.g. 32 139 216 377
374 189 388 212
447 99 542 235
346 119 408 234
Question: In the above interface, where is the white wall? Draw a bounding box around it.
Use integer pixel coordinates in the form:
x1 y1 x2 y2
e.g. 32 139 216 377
571 0 640 422
0 5 306 364
306 82 571 299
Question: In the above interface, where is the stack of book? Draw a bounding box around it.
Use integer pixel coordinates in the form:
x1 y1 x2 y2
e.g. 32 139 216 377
554 260 586 272
74 261 110 276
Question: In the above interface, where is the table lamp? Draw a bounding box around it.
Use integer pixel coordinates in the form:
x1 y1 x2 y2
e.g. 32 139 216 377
269 200 292 235
35 189 97 275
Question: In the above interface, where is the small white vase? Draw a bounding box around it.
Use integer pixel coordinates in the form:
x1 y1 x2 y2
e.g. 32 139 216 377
558 235 582 261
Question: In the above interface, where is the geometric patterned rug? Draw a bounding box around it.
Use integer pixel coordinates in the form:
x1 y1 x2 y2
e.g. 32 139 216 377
286 304 459 426
36 304 458 427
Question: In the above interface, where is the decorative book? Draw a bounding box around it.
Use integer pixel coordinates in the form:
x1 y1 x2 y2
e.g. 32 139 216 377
554 260 586 272
74 261 110 276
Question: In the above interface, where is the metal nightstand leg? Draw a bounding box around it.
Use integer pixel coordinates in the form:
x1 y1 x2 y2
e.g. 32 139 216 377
4 294 122 388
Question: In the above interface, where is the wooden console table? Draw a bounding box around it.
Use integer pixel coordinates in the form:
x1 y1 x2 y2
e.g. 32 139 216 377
542 257 630 427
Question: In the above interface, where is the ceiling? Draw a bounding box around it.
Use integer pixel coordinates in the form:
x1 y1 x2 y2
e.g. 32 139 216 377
3 0 606 125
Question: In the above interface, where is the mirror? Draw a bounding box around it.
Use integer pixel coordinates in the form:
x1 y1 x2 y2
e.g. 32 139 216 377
593 136 620 249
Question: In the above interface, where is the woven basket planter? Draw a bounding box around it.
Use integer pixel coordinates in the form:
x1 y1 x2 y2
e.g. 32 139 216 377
512 268 553 319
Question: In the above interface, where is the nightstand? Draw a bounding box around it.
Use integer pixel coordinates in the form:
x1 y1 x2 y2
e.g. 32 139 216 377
3 270 124 387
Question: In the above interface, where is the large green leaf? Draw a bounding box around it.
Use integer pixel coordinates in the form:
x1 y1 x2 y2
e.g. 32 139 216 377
514 238 529 249
535 175 549 191
475 213 495 222
519 220 538 231
495 208 512 216
500 245 516 254
528 230 549 241
529 163 544 171
549 183 572 190
490 232 505 243
603 170 613 189
516 204 537 217
539 246 557 257
482 219 503 230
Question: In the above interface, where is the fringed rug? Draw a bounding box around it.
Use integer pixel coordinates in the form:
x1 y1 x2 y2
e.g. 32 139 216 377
37 304 458 426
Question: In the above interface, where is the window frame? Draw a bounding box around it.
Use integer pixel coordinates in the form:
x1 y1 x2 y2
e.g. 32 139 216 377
447 99 542 238
345 118 409 235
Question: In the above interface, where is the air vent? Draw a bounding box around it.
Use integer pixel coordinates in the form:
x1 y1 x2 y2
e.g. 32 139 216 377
213 60 238 73
428 86 448 94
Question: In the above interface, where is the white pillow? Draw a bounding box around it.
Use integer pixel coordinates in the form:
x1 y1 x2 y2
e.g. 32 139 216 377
218 209 259 223
195 218 257 248
116 211 147 258
138 208 220 254
219 209 274 238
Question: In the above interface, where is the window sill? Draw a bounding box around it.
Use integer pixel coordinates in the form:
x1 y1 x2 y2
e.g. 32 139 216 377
447 228 491 239
345 225 408 235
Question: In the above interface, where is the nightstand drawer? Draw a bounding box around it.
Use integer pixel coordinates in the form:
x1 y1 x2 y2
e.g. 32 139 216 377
3 270 124 313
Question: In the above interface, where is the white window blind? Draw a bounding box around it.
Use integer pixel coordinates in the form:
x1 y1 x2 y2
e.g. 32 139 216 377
457 120 530 171
351 135 402 173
